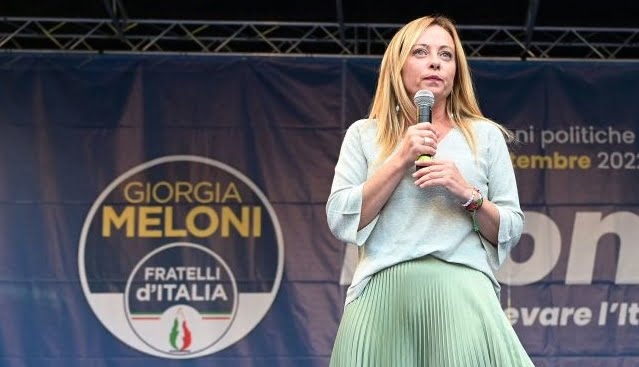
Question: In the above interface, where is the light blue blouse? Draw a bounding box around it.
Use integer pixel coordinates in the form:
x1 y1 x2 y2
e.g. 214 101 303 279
326 118 524 305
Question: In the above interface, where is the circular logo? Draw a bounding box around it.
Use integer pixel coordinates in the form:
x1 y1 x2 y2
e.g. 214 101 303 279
78 155 284 358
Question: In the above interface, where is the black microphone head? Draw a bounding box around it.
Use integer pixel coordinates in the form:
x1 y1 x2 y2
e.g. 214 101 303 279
413 89 434 108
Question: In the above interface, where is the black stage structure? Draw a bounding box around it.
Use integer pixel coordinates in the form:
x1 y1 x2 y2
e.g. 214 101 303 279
1 0 638 59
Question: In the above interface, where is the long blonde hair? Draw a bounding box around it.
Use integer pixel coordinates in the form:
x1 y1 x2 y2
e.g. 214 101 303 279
369 15 514 160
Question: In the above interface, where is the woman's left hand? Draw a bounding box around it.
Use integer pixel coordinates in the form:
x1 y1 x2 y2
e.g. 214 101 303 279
412 159 471 202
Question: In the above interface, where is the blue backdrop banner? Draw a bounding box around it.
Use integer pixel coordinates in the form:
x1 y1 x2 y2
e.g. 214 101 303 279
1 53 638 367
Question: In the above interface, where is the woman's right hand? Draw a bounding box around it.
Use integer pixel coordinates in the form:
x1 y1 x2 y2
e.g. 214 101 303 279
397 123 438 167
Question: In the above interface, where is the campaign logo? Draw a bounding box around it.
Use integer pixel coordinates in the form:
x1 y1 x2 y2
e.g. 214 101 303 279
78 155 284 359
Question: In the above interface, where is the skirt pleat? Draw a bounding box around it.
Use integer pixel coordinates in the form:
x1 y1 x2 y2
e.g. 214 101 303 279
330 255 535 367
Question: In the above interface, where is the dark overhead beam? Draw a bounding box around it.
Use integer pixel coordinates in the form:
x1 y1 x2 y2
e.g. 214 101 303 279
522 0 539 60
336 0 346 51
102 0 129 41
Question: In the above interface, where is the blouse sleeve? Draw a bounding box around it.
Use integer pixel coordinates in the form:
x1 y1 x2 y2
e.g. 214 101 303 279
325 121 378 245
481 126 525 270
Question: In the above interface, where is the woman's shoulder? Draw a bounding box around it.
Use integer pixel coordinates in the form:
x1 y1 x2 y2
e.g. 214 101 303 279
470 117 500 130
345 118 378 137
469 118 510 140
348 118 377 130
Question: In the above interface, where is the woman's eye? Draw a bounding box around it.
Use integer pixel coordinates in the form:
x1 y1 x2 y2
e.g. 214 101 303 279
440 51 453 60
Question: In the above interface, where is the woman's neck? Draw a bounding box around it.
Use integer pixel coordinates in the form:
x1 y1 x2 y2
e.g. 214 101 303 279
431 102 452 126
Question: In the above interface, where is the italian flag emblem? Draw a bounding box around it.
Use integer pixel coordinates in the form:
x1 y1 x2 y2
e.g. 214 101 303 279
169 309 192 352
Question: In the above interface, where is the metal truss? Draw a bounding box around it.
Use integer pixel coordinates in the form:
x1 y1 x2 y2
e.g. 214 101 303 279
1 17 638 59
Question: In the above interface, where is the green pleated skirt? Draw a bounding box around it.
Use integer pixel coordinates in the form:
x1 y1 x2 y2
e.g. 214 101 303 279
330 256 535 367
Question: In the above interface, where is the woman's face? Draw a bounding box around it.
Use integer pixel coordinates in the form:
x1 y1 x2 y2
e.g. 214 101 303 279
401 25 456 106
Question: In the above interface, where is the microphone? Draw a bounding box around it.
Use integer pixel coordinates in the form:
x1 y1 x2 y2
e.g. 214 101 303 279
414 89 435 164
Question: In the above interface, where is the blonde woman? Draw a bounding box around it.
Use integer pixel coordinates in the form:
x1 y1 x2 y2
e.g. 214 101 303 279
326 15 534 366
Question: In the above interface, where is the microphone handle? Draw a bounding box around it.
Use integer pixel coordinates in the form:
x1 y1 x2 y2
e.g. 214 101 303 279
416 105 432 167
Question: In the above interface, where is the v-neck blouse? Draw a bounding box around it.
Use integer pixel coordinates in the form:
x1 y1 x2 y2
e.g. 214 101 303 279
326 118 524 305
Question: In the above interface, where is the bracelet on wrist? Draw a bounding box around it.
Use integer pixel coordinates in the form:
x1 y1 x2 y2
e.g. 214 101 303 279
461 188 475 207
462 188 484 232
463 187 483 212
